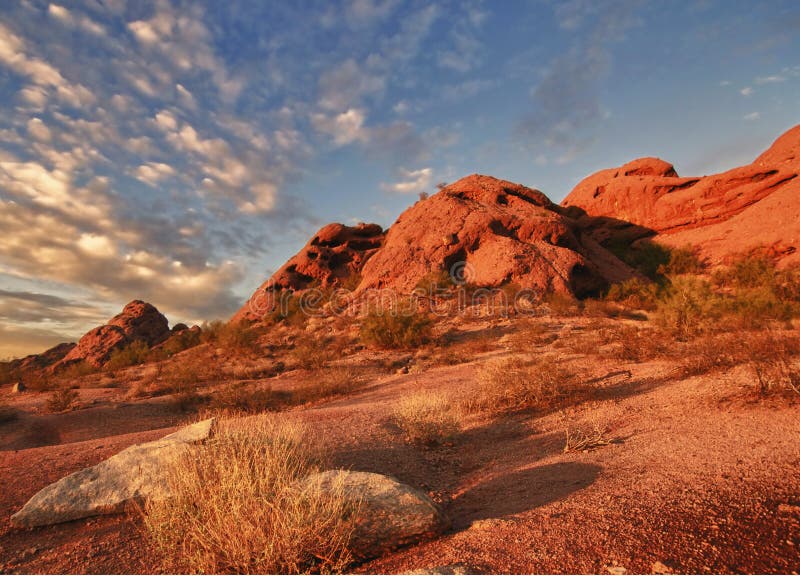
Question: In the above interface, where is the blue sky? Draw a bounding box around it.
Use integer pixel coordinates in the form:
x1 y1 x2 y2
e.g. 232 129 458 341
0 0 798 357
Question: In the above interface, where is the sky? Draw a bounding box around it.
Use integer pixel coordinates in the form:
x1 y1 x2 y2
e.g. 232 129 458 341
0 0 798 358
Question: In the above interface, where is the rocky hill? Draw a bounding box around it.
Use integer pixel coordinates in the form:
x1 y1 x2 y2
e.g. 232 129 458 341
561 125 800 265
236 175 636 321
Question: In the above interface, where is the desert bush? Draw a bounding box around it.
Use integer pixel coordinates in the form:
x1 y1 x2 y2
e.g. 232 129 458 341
292 334 337 370
46 387 79 412
543 292 580 316
655 276 720 339
105 340 150 371
508 319 556 352
663 245 705 275
359 305 433 348
605 325 665 362
202 320 260 354
414 269 455 296
605 277 661 310
208 382 281 414
742 331 800 396
467 356 581 414
562 416 612 453
293 367 359 404
609 239 671 280
393 392 460 446
268 294 308 327
159 329 202 357
143 417 356 574
58 360 97 380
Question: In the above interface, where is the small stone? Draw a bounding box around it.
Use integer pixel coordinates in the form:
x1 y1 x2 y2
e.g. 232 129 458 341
652 560 672 574
607 566 627 575
11 381 25 393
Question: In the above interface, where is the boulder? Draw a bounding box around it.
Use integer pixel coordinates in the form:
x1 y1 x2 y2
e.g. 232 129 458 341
561 124 800 266
54 300 171 369
234 222 385 322
10 419 215 528
356 175 630 296
11 382 25 393
303 470 448 560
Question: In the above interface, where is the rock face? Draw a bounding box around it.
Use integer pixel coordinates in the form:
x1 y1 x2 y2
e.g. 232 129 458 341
55 300 171 369
562 124 800 265
8 342 76 374
10 419 215 528
357 175 628 296
234 222 385 322
235 176 634 321
304 470 448 561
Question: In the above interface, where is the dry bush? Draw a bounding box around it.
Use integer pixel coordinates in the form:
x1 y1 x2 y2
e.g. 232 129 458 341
57 360 97 380
562 417 611 453
359 305 433 348
604 325 666 362
604 277 661 311
743 331 800 396
543 292 581 316
467 356 582 414
46 388 79 413
105 340 150 371
508 319 556 352
292 334 338 370
143 417 356 574
679 332 745 376
208 382 282 415
433 332 497 365
293 367 360 404
393 392 460 446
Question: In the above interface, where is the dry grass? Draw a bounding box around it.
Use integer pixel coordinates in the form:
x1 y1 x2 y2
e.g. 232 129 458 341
743 331 800 396
293 366 360 404
143 416 357 574
207 382 282 414
359 305 433 348
508 319 557 353
562 415 612 453
466 356 583 415
45 387 79 413
393 391 460 446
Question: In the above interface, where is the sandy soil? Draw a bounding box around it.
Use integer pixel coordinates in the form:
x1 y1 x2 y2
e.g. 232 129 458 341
1 317 799 574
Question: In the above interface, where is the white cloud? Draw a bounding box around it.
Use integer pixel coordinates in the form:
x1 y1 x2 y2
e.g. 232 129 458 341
743 111 761 121
0 22 94 107
154 110 179 131
755 75 785 84
48 3 107 36
380 167 432 194
134 162 175 187
318 59 385 111
740 86 753 96
311 108 370 145
26 118 52 142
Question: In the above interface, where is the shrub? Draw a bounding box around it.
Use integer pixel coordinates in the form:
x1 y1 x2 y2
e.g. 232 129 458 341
208 382 281 414
606 325 665 362
663 245 705 275
543 292 580 316
58 360 97 380
467 356 581 414
160 329 202 357
359 305 433 348
655 276 719 339
563 417 611 453
46 388 79 412
143 417 356 574
293 367 359 404
609 239 671 280
292 334 337 370
203 321 260 354
393 392 460 446
508 319 556 352
605 277 661 310
743 331 800 396
105 341 150 371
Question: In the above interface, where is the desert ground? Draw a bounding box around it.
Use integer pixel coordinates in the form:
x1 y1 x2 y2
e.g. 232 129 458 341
1 306 799 574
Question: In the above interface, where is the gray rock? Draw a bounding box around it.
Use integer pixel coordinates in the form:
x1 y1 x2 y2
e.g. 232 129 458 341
10 419 214 528
303 470 448 560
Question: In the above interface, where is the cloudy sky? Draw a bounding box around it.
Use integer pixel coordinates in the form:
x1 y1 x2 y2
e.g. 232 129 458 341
0 0 798 358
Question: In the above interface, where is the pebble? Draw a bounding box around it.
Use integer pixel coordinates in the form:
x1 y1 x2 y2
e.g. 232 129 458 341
652 560 672 574
607 566 627 575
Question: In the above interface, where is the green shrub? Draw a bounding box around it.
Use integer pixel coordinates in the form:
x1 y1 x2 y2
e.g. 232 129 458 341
105 341 150 371
605 277 661 310
663 245 705 275
359 305 433 348
160 329 202 357
655 276 719 339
